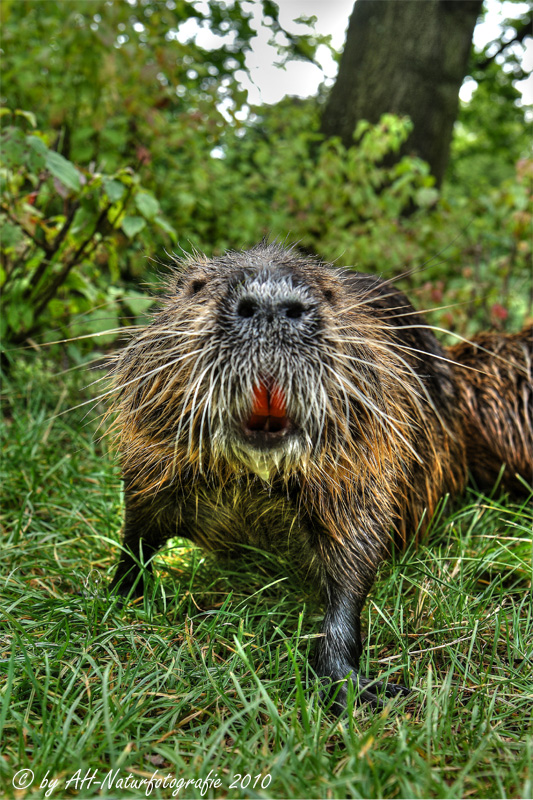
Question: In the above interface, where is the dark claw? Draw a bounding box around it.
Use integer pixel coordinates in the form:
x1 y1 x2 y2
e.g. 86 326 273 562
322 674 410 715
377 680 410 697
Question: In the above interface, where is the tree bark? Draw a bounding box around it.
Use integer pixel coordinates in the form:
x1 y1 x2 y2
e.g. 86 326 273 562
320 0 483 187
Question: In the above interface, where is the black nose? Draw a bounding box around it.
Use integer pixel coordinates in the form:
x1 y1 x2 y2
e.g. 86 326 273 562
237 297 307 321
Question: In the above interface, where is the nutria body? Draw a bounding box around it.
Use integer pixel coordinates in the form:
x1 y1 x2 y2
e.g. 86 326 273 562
109 242 532 711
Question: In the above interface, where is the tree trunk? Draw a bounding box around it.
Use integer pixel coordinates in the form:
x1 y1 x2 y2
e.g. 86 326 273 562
321 0 483 187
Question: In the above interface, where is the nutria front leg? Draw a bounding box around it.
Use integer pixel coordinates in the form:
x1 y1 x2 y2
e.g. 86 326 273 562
314 534 409 714
109 490 168 598
109 534 158 598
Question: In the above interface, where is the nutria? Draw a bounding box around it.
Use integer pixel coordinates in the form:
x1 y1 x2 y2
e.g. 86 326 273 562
108 242 532 712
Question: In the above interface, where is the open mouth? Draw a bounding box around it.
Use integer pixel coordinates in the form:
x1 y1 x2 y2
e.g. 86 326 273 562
242 380 294 446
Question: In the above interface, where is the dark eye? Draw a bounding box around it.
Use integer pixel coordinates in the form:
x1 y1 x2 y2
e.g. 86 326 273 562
323 289 334 302
191 279 206 294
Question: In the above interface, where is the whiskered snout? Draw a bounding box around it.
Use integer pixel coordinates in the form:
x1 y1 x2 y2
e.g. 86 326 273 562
209 269 327 461
225 269 320 342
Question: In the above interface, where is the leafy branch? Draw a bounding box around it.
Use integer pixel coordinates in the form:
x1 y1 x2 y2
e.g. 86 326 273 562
0 111 176 350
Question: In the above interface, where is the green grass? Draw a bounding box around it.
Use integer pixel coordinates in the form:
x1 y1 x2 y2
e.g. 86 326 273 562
1 359 532 800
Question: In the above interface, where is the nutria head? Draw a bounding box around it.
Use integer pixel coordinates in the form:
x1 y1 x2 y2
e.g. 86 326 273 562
112 242 404 489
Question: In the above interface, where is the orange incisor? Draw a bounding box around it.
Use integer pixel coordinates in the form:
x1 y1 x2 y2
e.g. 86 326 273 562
248 381 287 431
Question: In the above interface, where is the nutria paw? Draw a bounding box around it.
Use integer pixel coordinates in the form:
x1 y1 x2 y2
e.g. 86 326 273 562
322 674 410 716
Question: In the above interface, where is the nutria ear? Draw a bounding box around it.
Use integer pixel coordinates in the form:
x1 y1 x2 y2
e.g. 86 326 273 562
190 278 207 294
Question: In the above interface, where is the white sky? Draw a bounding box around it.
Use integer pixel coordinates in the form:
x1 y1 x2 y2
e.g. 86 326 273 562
183 0 532 108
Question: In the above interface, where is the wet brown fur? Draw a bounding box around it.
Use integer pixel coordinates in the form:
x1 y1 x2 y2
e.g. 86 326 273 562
107 242 532 711
450 328 532 494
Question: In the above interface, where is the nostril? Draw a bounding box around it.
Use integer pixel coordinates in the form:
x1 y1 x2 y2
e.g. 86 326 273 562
284 301 306 320
237 298 257 318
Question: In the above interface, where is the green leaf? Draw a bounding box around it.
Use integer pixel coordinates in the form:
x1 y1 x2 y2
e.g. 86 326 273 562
48 298 65 319
134 190 160 220
65 271 93 298
71 205 97 236
415 187 440 208
122 293 155 316
121 216 146 238
15 109 37 127
7 301 33 333
73 308 120 344
45 150 81 193
103 179 125 203
26 134 49 170
0 223 24 250
27 135 48 157
0 127 26 168
153 215 178 242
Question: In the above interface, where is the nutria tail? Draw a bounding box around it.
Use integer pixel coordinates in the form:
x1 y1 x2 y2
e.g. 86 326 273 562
449 325 533 494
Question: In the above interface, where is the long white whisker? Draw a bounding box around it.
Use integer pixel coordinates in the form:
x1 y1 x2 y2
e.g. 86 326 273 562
322 362 422 463
57 348 211 417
